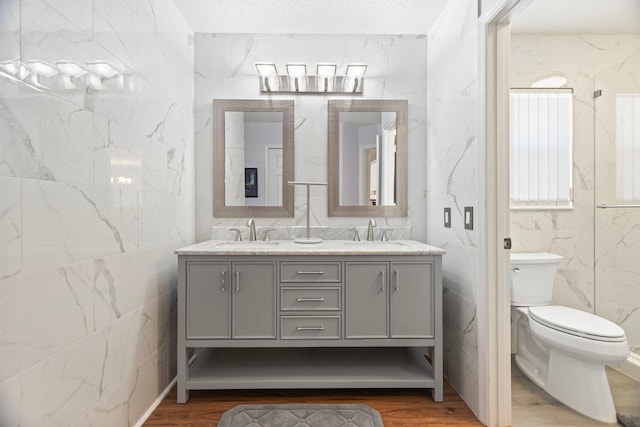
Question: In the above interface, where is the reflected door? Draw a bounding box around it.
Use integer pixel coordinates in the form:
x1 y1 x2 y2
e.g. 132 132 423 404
266 147 283 206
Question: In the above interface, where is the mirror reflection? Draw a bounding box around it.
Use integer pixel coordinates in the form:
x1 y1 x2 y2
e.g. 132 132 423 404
224 111 284 207
338 111 397 207
213 99 294 218
328 100 408 217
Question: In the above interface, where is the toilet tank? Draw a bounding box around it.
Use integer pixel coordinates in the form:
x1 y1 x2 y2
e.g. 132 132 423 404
510 252 562 306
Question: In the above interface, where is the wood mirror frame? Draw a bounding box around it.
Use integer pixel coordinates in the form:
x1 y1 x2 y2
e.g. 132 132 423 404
327 99 408 217
213 99 294 217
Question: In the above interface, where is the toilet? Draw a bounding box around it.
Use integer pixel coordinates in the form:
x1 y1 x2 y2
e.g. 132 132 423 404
510 252 630 423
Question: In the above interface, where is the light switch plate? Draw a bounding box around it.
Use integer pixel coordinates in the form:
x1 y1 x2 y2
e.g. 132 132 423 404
444 208 451 228
464 206 473 230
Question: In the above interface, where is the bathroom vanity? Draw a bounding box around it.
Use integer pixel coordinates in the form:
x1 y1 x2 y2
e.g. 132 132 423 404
175 239 444 403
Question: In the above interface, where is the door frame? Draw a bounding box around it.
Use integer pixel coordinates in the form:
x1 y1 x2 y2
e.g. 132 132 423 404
477 0 532 425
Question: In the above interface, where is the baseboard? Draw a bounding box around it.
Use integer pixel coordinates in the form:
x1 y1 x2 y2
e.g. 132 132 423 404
133 377 177 427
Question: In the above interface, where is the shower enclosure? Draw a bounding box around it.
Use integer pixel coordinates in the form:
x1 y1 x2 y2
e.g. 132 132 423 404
594 70 640 376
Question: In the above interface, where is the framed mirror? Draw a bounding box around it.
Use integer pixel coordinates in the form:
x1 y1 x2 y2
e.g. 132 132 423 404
328 99 408 217
213 99 294 217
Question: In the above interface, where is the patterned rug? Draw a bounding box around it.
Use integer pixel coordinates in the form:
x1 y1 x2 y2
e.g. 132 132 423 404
217 403 384 427
618 413 640 427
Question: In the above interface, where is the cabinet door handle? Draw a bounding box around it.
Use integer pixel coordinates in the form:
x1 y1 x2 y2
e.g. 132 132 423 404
235 271 240 292
296 297 325 302
221 270 227 292
380 270 385 292
296 326 325 331
394 269 400 291
297 270 324 275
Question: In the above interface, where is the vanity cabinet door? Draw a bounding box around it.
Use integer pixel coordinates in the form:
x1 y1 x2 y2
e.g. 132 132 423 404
186 262 231 339
345 262 388 338
232 262 277 339
390 262 433 338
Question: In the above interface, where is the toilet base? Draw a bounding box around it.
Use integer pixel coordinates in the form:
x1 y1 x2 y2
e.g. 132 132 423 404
546 349 617 423
517 348 618 423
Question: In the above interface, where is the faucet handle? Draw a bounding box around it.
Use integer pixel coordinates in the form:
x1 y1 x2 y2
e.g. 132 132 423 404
263 229 273 241
381 229 392 242
349 228 361 241
229 228 242 241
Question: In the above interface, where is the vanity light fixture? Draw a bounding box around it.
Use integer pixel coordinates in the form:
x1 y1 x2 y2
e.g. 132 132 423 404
86 60 120 79
317 63 337 92
255 62 278 92
56 60 88 78
25 60 59 78
256 63 367 94
286 63 306 91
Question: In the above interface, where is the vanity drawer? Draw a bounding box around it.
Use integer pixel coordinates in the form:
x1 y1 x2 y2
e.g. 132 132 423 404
280 287 341 311
281 262 341 283
281 316 341 339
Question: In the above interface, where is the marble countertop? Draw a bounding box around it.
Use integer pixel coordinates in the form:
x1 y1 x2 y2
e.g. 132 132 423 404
175 239 445 256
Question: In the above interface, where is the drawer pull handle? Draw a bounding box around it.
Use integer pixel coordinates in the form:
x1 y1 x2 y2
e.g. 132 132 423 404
221 270 227 292
235 271 240 292
297 326 325 331
296 297 325 302
380 270 385 292
394 269 400 291
297 270 325 275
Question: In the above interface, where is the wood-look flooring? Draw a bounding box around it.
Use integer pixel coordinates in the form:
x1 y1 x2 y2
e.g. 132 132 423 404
144 383 483 427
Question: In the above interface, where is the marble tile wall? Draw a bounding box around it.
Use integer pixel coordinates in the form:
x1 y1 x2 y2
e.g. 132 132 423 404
426 0 480 416
510 34 640 345
0 1 194 426
194 33 429 242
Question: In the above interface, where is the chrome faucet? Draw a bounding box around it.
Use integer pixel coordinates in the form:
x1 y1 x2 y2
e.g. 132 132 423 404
247 219 257 241
366 218 376 241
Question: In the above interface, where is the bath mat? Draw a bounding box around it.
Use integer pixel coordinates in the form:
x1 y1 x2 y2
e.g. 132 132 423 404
217 403 384 427
618 413 640 427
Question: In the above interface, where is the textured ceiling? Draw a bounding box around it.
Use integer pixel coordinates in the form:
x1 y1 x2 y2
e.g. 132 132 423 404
172 0 451 34
511 0 640 34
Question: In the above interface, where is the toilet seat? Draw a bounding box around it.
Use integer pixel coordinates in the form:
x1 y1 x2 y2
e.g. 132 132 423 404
528 305 626 343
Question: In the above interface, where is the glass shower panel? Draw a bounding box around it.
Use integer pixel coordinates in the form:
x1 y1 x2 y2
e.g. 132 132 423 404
594 71 640 354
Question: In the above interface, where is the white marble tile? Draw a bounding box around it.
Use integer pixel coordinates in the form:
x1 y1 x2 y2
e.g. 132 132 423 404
0 176 21 279
442 287 479 412
0 91 93 184
92 115 143 191
139 192 186 249
22 180 139 274
93 246 177 330
20 329 107 427
426 0 480 414
42 0 92 34
0 261 94 383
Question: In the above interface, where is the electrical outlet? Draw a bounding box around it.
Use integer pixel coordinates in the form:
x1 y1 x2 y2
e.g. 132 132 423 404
444 208 451 228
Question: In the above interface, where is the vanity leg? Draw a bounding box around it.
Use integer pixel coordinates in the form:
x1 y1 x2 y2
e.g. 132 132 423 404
432 257 443 402
177 347 189 404
177 257 189 403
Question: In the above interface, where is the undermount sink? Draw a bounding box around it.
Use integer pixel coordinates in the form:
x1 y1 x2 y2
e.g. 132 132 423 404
335 241 408 248
215 241 280 247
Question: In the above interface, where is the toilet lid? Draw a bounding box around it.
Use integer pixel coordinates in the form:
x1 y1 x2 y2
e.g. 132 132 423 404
528 306 627 342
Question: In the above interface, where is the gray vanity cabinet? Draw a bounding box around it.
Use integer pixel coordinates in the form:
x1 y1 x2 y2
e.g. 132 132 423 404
176 245 443 405
185 261 276 340
389 262 433 338
186 262 231 339
231 262 277 339
345 262 389 338
345 261 434 339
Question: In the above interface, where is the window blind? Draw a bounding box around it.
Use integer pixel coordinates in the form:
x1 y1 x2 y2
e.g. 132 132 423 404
616 94 640 201
510 90 573 208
